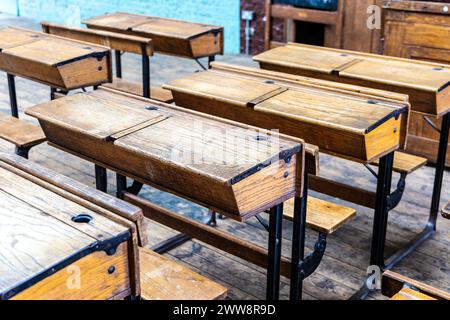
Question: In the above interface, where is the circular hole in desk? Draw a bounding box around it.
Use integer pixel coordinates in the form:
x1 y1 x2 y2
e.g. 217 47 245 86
72 214 93 224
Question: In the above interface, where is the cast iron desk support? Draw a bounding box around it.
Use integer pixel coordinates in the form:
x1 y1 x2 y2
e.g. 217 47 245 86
353 116 449 299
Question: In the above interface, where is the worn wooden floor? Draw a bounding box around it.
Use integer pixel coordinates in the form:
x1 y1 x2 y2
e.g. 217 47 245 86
0 14 449 300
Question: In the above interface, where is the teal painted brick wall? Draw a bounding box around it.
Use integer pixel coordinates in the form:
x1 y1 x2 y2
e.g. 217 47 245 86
18 0 241 53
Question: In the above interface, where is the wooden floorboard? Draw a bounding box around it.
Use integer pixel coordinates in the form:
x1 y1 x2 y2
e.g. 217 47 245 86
0 14 449 300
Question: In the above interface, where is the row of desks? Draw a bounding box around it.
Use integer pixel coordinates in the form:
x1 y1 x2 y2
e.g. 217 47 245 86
1 17 449 301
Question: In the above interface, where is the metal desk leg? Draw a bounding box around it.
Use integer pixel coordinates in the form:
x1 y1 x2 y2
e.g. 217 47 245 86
370 152 395 269
290 174 308 300
208 55 215 69
116 174 127 199
141 45 150 99
383 113 449 270
50 87 56 100
115 50 122 78
351 152 394 300
7 74 18 118
95 164 107 192
266 203 284 301
430 113 449 229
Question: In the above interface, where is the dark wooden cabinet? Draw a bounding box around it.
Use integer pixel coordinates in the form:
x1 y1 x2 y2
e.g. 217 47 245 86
383 0 450 165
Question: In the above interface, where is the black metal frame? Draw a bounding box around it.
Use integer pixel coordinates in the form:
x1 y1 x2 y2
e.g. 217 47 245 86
115 50 122 78
7 74 18 118
117 172 294 300
353 114 449 299
5 74 34 159
372 114 450 271
266 203 284 300
116 173 230 254
256 171 326 300
194 55 216 71
289 175 308 300
95 164 108 192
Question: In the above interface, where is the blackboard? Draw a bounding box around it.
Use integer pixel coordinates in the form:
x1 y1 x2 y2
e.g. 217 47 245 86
273 0 339 11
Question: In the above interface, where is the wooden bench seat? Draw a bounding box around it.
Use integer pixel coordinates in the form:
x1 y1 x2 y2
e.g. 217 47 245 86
372 151 428 175
282 196 356 234
102 78 174 103
0 113 46 151
382 270 450 300
139 247 227 300
391 288 436 300
442 201 450 219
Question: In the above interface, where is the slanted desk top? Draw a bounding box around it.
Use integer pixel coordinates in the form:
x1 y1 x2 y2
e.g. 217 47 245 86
26 88 304 220
254 43 450 116
164 70 409 163
0 153 140 300
83 12 223 58
0 27 111 90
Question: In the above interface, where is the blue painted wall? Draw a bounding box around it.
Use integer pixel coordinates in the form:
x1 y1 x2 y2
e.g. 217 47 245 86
17 0 241 53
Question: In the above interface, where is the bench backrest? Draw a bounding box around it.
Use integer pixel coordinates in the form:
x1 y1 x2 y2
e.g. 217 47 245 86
382 270 450 300
41 21 153 56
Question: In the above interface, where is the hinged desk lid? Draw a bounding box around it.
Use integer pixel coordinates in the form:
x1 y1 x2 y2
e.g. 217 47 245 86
165 71 285 107
83 12 149 31
254 43 358 74
132 17 221 40
255 88 405 134
0 27 47 50
0 27 108 67
339 59 450 93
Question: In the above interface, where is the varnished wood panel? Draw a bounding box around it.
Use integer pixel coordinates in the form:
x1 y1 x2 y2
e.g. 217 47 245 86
12 243 131 300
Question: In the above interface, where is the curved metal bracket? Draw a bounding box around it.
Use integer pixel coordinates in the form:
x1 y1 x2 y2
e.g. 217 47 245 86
127 180 143 195
423 115 441 134
194 58 208 71
255 214 270 232
298 233 327 281
387 173 406 211
15 146 32 159
205 210 218 227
